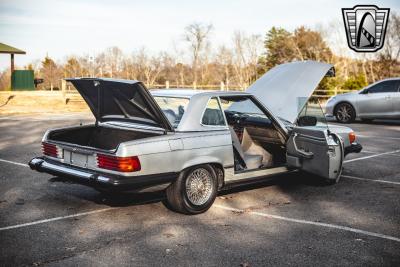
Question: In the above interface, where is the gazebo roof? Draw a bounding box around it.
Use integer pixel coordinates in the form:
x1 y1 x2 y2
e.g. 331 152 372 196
0 43 26 54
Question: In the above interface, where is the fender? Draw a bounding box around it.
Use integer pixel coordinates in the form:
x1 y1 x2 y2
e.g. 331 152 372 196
181 156 224 171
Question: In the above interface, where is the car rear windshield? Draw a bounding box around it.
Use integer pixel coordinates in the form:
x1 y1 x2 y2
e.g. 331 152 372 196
153 97 190 128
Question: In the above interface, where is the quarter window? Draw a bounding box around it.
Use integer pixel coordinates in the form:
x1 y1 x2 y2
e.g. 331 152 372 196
153 96 189 128
202 97 226 126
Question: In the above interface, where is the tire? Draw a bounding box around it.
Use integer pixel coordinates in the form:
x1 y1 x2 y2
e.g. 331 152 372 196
361 118 374 123
165 164 218 215
334 103 356 123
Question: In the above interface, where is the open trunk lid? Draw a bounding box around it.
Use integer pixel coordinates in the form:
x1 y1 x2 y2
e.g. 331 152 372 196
247 61 334 123
66 78 173 131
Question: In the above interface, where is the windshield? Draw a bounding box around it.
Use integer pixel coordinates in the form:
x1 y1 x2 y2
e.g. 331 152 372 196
221 97 269 119
153 96 190 128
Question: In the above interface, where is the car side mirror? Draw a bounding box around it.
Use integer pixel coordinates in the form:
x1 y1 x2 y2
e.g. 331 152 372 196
297 116 317 126
360 89 369 94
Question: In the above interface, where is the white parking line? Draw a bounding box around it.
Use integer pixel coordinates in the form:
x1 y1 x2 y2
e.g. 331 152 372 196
342 175 400 185
357 135 400 141
214 204 400 243
0 158 28 167
360 150 377 154
344 149 400 163
0 208 116 231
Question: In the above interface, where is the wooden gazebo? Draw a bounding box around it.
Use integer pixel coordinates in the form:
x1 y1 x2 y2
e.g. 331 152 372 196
0 43 26 73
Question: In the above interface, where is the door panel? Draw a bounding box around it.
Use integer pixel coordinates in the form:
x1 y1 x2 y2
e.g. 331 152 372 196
389 81 400 117
358 80 400 117
391 91 400 118
357 93 392 117
286 127 343 181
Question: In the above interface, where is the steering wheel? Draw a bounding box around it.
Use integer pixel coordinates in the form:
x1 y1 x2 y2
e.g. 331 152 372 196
232 113 249 124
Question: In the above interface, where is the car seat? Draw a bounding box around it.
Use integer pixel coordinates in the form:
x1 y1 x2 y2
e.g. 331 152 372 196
229 127 263 170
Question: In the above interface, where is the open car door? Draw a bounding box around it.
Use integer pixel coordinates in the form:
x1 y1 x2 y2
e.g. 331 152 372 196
246 60 343 182
286 127 344 182
286 100 344 183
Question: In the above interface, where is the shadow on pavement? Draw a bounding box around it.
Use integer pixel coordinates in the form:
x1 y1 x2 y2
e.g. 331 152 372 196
48 171 331 210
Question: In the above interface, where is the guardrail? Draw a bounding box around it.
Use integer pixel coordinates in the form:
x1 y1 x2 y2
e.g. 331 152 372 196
312 89 358 99
55 80 359 103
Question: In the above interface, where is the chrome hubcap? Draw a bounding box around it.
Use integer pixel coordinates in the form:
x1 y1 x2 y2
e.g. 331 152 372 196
337 105 352 122
185 168 213 206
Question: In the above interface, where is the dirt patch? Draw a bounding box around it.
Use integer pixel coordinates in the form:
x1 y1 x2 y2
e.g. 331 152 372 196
0 91 89 115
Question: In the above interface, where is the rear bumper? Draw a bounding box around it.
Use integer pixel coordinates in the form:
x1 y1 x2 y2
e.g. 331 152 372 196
29 157 178 192
344 142 362 157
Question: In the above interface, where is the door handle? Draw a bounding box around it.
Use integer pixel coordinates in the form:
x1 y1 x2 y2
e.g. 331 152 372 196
292 133 314 159
385 95 391 100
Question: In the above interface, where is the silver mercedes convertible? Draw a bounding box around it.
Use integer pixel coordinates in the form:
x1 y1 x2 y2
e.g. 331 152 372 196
29 61 362 214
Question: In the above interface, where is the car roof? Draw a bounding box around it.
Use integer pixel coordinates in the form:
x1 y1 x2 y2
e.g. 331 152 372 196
150 89 252 132
150 89 250 98
372 77 400 83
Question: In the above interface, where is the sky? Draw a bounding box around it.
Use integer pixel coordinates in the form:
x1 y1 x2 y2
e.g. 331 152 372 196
0 0 399 71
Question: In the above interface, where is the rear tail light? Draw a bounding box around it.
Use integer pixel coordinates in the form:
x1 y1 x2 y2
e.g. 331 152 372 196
96 154 141 172
42 142 62 158
348 132 356 143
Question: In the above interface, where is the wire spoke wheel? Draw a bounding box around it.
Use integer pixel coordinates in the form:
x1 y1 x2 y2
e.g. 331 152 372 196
165 164 217 214
185 168 213 206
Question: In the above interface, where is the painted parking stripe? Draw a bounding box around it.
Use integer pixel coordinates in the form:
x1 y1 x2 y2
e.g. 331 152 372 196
357 135 400 140
344 149 400 163
361 150 400 156
214 204 400 243
342 175 400 185
360 150 378 154
0 208 116 232
0 158 29 167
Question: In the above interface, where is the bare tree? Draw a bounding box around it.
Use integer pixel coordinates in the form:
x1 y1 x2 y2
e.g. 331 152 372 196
104 47 124 78
184 22 213 86
39 56 62 90
15 20 399 93
232 31 263 89
64 56 82 78
216 45 233 89
135 48 163 87
0 69 11 91
381 12 400 61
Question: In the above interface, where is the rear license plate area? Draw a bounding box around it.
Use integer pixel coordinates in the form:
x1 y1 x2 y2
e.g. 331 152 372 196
70 152 88 168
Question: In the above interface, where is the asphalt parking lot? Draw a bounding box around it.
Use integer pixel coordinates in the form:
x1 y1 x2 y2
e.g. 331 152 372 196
0 114 399 266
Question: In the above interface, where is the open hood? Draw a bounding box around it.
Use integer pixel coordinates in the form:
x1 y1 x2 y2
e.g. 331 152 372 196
67 78 173 131
247 61 334 123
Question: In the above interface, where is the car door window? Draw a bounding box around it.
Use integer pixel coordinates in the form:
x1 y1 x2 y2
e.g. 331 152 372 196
201 97 226 126
368 81 400 93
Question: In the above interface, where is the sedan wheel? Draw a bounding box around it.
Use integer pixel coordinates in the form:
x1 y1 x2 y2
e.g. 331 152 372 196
165 164 218 214
335 103 356 123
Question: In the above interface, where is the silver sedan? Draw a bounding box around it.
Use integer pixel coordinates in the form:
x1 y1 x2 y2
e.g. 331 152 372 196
325 78 400 123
